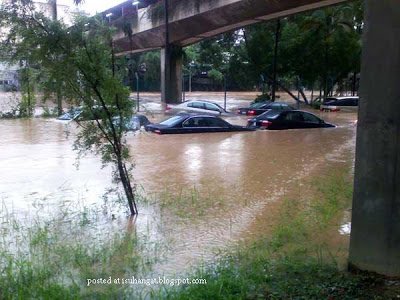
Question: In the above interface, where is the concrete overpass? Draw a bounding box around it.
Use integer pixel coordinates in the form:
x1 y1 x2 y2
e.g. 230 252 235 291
105 0 400 277
106 0 346 103
108 0 346 54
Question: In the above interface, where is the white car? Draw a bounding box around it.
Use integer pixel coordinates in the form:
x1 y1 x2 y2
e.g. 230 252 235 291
320 96 359 112
165 100 233 116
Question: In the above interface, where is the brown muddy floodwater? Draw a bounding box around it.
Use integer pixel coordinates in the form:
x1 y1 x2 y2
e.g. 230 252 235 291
0 109 357 276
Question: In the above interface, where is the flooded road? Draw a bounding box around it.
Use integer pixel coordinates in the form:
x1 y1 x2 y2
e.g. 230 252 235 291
0 108 357 276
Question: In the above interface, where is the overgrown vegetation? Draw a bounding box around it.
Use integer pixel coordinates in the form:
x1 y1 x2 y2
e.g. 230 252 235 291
0 197 160 299
165 170 398 299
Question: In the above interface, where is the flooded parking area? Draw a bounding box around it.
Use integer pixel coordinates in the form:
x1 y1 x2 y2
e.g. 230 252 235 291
0 109 357 276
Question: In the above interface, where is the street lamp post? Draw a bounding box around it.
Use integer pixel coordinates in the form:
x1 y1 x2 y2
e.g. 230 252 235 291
224 73 227 111
182 73 185 101
189 60 195 93
271 18 281 102
135 72 139 111
132 1 140 14
162 0 170 105
105 12 113 23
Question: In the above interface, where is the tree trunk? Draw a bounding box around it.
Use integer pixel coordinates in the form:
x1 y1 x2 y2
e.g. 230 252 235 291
352 71 357 96
56 88 62 116
311 86 314 103
117 159 137 215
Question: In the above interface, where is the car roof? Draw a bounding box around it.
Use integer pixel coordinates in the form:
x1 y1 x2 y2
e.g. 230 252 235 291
327 96 359 100
176 112 224 118
289 110 322 117
183 100 221 106
262 109 320 115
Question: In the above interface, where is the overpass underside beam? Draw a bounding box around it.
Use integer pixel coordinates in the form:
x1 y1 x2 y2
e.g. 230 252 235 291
161 45 182 104
349 0 400 276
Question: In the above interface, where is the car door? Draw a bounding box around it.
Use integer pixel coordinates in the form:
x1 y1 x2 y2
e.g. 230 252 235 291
337 98 359 112
181 117 209 133
204 117 231 132
186 101 206 113
278 111 304 129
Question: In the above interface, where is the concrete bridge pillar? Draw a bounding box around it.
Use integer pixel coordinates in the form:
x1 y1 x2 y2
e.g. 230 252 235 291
161 45 183 104
349 0 400 276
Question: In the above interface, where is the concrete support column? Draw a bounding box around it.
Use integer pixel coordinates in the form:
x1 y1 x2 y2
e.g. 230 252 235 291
161 45 183 104
349 0 400 276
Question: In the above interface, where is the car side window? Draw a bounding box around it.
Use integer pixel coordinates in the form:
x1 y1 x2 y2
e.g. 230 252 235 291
270 103 281 109
183 118 195 127
284 112 304 122
182 117 209 127
337 99 353 106
302 112 321 123
206 118 229 128
188 102 205 109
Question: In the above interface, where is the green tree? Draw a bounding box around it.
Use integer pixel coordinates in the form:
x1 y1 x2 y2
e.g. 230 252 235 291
49 0 84 115
0 0 138 215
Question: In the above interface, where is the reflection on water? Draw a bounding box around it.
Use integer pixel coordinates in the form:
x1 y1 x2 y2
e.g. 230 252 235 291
0 111 357 275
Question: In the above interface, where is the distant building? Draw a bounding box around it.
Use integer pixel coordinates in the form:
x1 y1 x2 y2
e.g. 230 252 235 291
0 63 19 91
33 0 87 26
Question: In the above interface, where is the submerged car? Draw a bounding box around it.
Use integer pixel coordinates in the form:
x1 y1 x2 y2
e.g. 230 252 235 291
113 114 150 131
165 100 232 116
247 110 335 130
57 107 82 120
244 102 294 116
146 113 254 134
320 96 359 112
236 101 271 115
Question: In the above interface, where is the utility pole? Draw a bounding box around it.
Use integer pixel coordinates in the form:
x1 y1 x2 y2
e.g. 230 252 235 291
162 0 170 105
224 73 227 111
271 18 281 102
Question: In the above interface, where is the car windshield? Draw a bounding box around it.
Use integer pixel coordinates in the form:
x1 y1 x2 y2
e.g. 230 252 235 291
250 102 268 108
159 115 186 126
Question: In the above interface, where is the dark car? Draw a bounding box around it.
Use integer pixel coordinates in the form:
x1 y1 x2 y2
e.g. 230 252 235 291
236 101 271 115
146 113 254 134
247 110 335 130
244 102 294 116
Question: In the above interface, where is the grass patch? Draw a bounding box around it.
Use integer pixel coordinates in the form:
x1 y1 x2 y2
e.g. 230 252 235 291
165 169 394 299
149 187 226 219
0 198 159 299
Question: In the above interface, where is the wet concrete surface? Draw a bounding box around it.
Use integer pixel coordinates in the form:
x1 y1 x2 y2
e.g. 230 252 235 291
0 99 357 275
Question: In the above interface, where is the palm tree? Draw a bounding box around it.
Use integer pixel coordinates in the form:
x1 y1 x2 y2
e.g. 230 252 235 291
301 3 360 99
